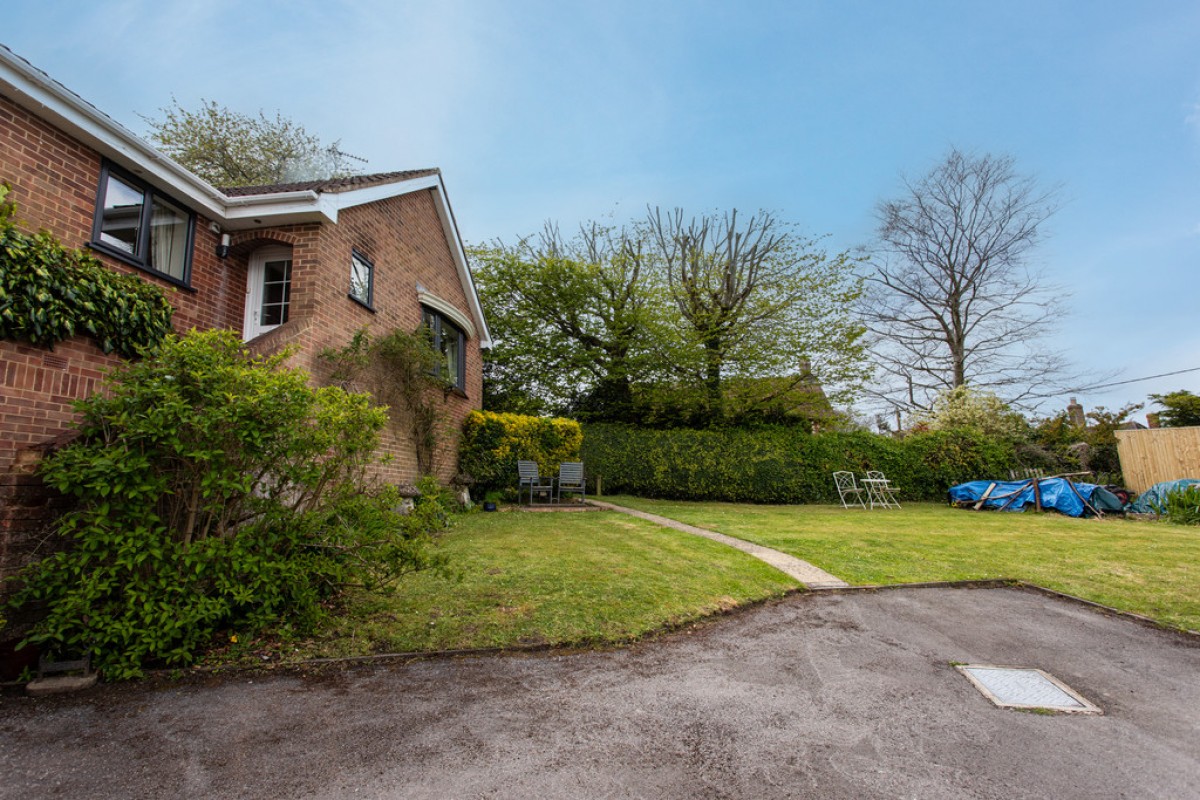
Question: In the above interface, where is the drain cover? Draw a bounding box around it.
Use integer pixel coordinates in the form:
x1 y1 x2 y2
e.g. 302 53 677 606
957 665 1101 714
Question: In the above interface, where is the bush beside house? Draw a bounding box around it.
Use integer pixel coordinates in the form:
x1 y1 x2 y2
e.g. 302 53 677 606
458 411 583 496
4 331 450 679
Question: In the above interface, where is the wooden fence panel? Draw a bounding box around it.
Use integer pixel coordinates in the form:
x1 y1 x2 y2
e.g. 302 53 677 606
1114 427 1200 493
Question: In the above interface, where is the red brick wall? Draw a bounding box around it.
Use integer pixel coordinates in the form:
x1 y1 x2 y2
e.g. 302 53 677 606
0 339 115 582
243 192 483 485
0 93 248 471
1 92 484 585
0 94 246 334
0 339 117 471
0 94 250 583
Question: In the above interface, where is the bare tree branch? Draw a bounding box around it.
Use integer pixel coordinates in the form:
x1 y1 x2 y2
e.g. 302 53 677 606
861 148 1070 414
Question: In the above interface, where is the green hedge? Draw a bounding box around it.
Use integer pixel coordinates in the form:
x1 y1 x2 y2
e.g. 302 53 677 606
581 424 1016 503
459 410 583 494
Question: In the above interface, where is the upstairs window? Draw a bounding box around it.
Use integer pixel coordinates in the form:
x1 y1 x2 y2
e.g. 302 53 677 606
349 249 375 309
422 307 465 391
91 161 194 286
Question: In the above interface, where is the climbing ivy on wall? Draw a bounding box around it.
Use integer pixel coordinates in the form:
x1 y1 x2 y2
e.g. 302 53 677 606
0 184 174 358
321 327 450 476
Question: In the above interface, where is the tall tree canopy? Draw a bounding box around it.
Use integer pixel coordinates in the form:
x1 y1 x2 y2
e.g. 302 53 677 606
470 222 658 421
861 148 1065 413
646 208 867 421
1149 390 1200 427
143 98 360 187
473 209 868 426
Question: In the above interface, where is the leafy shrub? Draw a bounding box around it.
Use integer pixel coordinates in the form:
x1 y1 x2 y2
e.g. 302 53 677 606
902 428 1016 495
1031 404 1142 485
0 184 174 357
916 386 1029 441
1165 486 1200 526
581 424 1015 503
459 411 583 494
5 330 447 679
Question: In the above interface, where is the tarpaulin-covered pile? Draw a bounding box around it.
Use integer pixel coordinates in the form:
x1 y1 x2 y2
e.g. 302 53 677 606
1129 479 1200 514
948 478 1124 518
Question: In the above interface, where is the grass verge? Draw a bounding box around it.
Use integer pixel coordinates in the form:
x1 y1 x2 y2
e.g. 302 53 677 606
603 497 1200 632
263 509 798 663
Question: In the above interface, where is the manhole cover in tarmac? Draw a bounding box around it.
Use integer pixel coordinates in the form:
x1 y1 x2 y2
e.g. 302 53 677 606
957 665 1102 714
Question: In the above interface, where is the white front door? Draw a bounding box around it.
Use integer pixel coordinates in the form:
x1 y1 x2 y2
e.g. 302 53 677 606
243 246 293 341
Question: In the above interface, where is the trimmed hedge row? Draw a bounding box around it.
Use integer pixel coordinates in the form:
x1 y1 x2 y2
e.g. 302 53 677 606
580 424 1016 503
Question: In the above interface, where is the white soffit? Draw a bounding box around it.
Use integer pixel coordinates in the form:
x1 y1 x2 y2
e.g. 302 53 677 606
0 44 227 219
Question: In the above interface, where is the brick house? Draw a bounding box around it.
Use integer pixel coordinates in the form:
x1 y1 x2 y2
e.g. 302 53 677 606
0 45 491 585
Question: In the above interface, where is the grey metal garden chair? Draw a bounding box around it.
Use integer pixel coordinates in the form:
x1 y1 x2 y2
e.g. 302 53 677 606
833 471 867 509
517 460 555 505
557 461 586 504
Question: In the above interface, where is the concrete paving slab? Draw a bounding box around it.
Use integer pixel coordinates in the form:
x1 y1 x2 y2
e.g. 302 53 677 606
1 586 1196 799
588 499 849 588
24 674 98 696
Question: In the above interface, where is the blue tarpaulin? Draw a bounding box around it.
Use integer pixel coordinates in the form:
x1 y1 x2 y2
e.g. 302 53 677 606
949 478 1109 517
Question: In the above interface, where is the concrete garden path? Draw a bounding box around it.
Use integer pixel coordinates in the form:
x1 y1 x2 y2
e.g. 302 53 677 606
587 499 849 589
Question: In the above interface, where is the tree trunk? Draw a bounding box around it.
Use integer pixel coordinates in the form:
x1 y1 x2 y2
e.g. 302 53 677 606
704 336 724 420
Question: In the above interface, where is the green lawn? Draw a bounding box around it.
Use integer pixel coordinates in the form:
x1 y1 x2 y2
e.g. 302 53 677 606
287 509 799 660
604 496 1200 632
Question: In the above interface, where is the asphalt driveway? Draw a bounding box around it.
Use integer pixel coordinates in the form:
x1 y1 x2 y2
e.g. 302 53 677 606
2 585 1197 799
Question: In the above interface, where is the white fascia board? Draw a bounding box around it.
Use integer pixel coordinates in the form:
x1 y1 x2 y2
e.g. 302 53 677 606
1 47 493 342
221 175 445 232
2 46 333 230
221 191 334 229
328 173 442 211
0 46 228 219
426 177 493 349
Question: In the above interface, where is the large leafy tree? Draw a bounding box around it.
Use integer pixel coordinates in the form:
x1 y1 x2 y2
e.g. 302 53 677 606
646 207 868 421
474 210 869 426
861 148 1065 413
142 98 360 187
471 223 661 421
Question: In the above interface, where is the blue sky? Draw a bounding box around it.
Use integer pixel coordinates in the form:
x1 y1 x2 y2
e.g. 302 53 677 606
4 1 1199 421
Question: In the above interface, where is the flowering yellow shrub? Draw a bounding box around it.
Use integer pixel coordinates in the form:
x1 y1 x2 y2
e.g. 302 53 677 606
459 410 583 492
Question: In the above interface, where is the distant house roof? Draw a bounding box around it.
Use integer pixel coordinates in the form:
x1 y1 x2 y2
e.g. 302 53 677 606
222 170 441 197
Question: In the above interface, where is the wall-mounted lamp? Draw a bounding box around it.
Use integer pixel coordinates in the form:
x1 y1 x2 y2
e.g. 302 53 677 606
216 233 231 259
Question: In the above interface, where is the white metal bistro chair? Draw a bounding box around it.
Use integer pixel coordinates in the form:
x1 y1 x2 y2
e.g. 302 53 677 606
863 470 901 509
833 471 867 509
